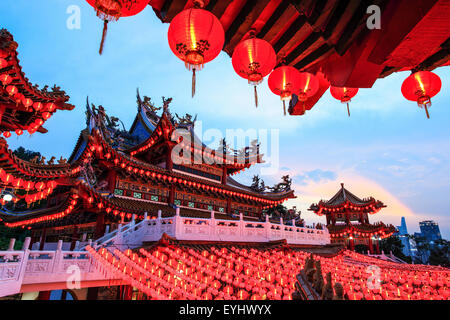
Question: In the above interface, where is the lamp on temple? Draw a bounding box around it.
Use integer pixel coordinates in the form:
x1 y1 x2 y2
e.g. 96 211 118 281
86 0 148 55
296 72 319 115
168 1 224 97
268 65 301 116
330 86 359 117
401 71 441 119
232 30 276 108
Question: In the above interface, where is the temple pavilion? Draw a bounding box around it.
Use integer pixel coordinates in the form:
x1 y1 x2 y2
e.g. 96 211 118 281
309 183 397 253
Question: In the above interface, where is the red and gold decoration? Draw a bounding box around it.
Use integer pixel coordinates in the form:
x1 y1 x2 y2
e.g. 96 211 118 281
401 71 442 119
0 29 73 136
86 0 149 55
329 86 358 117
168 4 224 97
268 65 301 116
232 32 276 107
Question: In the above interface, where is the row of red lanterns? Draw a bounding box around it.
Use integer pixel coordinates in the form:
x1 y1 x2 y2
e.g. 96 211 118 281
3 194 79 228
86 2 443 118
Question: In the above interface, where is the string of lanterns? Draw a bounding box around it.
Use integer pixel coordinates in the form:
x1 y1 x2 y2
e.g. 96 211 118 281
83 2 444 117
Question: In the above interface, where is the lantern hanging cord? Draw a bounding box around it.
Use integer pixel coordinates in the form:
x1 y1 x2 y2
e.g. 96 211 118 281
283 100 286 116
254 85 258 108
424 104 430 119
346 102 350 117
99 20 109 55
192 68 196 98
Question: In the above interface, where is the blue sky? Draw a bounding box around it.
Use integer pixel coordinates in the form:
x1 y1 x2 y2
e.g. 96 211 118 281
2 1 449 238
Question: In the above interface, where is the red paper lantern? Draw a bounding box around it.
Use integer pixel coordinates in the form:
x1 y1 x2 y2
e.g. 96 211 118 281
232 34 276 107
6 85 17 96
86 0 148 54
268 66 301 115
330 86 359 117
3 131 11 138
0 74 12 86
168 7 224 97
293 72 319 115
0 58 8 69
401 71 442 119
15 129 23 136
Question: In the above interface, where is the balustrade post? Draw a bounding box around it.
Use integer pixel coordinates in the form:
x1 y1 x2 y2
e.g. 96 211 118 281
7 238 16 251
239 212 244 240
52 240 63 273
156 210 162 239
210 211 216 240
144 211 148 220
174 208 181 238
22 237 31 251
265 214 271 241
131 214 136 226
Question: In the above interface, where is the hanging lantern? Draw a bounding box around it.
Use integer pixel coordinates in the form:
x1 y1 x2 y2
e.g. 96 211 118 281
296 72 319 115
268 66 301 115
168 5 224 97
232 33 276 107
330 86 358 117
0 74 12 86
0 58 8 69
6 85 17 96
401 71 442 119
86 0 148 55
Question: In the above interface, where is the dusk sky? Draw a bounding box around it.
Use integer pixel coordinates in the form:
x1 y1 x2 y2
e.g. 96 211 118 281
2 1 449 238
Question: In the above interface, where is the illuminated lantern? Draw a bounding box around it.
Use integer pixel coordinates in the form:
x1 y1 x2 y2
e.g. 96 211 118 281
42 112 51 120
86 0 148 55
33 102 43 111
45 102 57 112
3 131 11 138
168 6 224 97
6 85 17 96
296 72 319 115
15 129 23 136
0 74 12 86
401 71 442 119
22 97 33 109
268 65 301 115
329 86 359 117
232 32 276 107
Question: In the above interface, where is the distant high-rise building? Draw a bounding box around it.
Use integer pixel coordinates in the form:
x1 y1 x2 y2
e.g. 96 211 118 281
397 217 408 235
396 217 414 257
419 220 442 242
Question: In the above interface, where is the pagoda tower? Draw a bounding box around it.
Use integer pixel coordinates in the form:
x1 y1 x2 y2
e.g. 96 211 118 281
309 183 396 253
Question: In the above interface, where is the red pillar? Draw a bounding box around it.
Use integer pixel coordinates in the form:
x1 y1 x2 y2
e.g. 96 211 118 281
222 166 227 185
124 285 133 300
39 227 47 250
226 198 232 214
166 145 173 171
349 237 355 251
37 290 51 300
168 185 175 205
107 170 117 193
368 237 374 254
94 212 106 239
376 239 380 254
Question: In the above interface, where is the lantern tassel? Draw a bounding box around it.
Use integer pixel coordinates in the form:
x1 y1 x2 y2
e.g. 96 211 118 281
347 102 350 117
424 105 430 119
192 68 196 98
99 20 108 55
254 85 258 108
283 100 286 116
